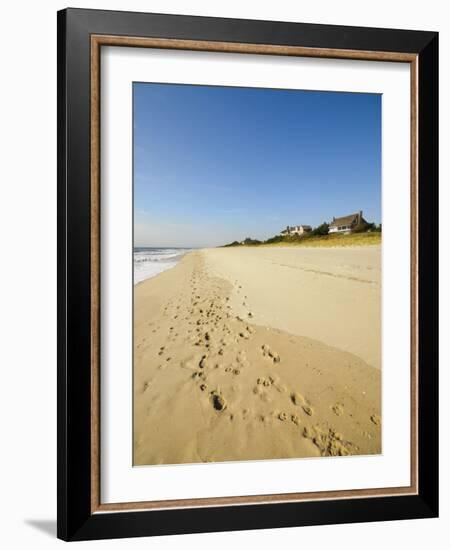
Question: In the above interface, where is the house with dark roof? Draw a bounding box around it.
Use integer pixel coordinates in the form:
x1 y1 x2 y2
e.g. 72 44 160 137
280 224 312 236
329 211 366 234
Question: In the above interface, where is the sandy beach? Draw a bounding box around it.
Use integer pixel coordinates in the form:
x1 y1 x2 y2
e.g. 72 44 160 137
134 246 381 466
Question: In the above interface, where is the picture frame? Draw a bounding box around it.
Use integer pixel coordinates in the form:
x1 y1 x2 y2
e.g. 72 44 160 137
57 7 439 541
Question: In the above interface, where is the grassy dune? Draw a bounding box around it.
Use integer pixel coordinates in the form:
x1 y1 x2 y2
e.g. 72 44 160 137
258 232 381 248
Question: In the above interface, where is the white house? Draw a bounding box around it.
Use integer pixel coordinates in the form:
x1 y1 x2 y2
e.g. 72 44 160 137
280 224 312 236
328 211 366 234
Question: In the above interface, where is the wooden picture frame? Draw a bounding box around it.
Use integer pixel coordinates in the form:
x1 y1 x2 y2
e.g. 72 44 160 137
57 8 438 541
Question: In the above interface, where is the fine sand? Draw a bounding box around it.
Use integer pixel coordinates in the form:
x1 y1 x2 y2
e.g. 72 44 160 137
134 247 381 466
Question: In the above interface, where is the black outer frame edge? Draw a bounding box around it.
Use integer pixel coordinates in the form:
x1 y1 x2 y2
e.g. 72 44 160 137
417 34 439 515
56 8 68 542
63 7 436 53
57 7 439 541
72 495 435 542
58 7 93 540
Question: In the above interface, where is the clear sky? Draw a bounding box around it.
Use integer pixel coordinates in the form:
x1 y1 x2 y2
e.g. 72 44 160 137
134 82 381 248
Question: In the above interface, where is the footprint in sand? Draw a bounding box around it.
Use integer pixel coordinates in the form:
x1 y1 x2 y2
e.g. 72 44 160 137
210 391 227 412
291 392 314 416
278 412 288 422
261 344 280 363
303 426 357 457
370 414 381 426
236 351 249 367
268 375 287 393
270 351 281 363
332 403 344 416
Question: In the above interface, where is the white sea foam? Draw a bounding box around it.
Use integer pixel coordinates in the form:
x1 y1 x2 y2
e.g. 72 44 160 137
133 248 192 284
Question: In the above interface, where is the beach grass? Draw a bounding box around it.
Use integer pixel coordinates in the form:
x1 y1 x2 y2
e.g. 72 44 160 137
248 232 382 248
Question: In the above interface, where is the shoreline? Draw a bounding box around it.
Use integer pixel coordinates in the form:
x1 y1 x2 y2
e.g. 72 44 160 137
133 247 194 285
134 247 381 466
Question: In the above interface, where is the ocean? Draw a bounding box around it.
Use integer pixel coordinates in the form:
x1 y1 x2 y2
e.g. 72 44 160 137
133 247 192 285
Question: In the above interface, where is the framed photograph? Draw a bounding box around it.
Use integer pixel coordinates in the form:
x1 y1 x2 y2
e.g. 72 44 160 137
57 8 438 541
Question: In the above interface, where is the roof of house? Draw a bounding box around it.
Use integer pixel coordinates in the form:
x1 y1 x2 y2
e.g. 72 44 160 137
281 224 312 233
329 212 360 228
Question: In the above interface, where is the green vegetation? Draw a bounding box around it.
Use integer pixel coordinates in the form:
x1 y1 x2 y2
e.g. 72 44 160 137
310 222 329 236
222 223 382 248
353 221 382 233
242 237 263 245
224 237 262 247
265 231 382 247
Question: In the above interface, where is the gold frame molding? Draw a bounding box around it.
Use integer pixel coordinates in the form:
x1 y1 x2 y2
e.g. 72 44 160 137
90 35 419 514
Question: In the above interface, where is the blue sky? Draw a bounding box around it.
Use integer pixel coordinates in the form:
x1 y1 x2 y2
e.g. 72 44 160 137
134 83 381 248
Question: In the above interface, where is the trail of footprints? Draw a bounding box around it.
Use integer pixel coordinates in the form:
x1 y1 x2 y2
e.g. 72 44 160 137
138 259 376 457
186 265 290 420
